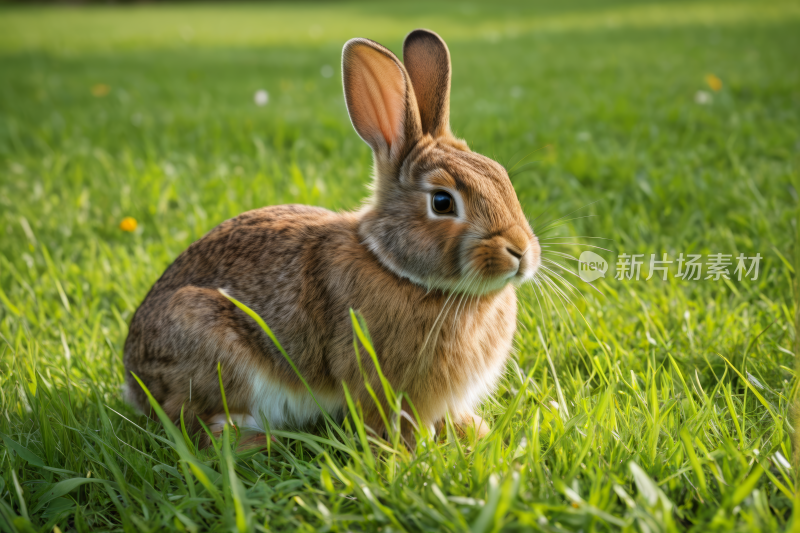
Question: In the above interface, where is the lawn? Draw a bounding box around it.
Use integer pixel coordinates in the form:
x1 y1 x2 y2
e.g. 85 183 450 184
0 1 799 531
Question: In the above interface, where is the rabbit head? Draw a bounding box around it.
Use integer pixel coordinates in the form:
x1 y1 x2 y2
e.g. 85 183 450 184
343 29 540 295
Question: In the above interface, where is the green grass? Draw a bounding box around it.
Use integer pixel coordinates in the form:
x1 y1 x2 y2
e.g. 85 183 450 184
1 1 799 531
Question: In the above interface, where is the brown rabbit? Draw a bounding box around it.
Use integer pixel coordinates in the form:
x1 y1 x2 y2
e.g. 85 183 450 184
123 29 540 444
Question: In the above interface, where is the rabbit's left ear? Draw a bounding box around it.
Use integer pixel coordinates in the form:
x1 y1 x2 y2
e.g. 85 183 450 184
403 29 452 138
342 38 423 169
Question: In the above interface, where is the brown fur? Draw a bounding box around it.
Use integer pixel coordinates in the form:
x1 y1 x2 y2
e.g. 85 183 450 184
123 29 540 443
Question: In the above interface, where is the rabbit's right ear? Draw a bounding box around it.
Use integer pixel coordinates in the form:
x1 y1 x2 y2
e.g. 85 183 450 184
403 29 451 138
342 38 422 169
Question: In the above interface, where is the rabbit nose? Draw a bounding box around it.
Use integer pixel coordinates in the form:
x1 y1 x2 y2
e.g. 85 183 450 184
504 225 531 256
506 247 523 260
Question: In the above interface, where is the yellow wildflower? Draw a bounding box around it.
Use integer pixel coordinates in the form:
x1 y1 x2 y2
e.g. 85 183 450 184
119 217 137 232
705 74 722 92
91 84 111 97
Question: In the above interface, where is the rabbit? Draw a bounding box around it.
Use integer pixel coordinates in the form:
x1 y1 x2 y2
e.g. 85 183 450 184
123 28 540 445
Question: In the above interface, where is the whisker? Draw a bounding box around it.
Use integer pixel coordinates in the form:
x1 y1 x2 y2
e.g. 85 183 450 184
541 251 579 262
508 159 545 179
538 263 588 301
534 277 571 328
540 255 577 267
428 269 482 356
540 258 603 296
452 271 479 329
540 242 613 253
526 279 547 327
420 274 469 357
536 215 599 235
532 199 602 233
535 271 613 376
468 277 483 320
450 291 466 328
538 236 614 242
539 268 584 309
537 273 576 324
506 144 550 174
456 274 482 336
527 207 554 230
537 270 572 307
516 309 530 332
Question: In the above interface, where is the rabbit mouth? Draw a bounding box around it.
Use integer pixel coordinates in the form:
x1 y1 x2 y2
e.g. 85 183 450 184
462 237 539 288
425 254 539 296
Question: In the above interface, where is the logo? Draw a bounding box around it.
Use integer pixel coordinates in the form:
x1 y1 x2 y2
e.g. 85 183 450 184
578 251 608 282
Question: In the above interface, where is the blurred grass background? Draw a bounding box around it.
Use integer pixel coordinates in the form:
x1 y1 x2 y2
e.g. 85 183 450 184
0 1 799 531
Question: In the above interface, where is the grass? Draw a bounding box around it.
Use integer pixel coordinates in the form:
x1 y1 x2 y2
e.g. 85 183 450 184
0 0 798 530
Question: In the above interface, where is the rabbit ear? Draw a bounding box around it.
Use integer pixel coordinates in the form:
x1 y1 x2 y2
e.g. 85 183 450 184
342 38 422 167
402 29 451 138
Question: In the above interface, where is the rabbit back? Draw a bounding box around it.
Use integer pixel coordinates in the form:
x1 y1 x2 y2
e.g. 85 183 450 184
123 204 351 432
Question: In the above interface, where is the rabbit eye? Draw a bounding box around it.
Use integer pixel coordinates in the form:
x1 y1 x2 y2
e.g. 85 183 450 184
431 191 456 215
